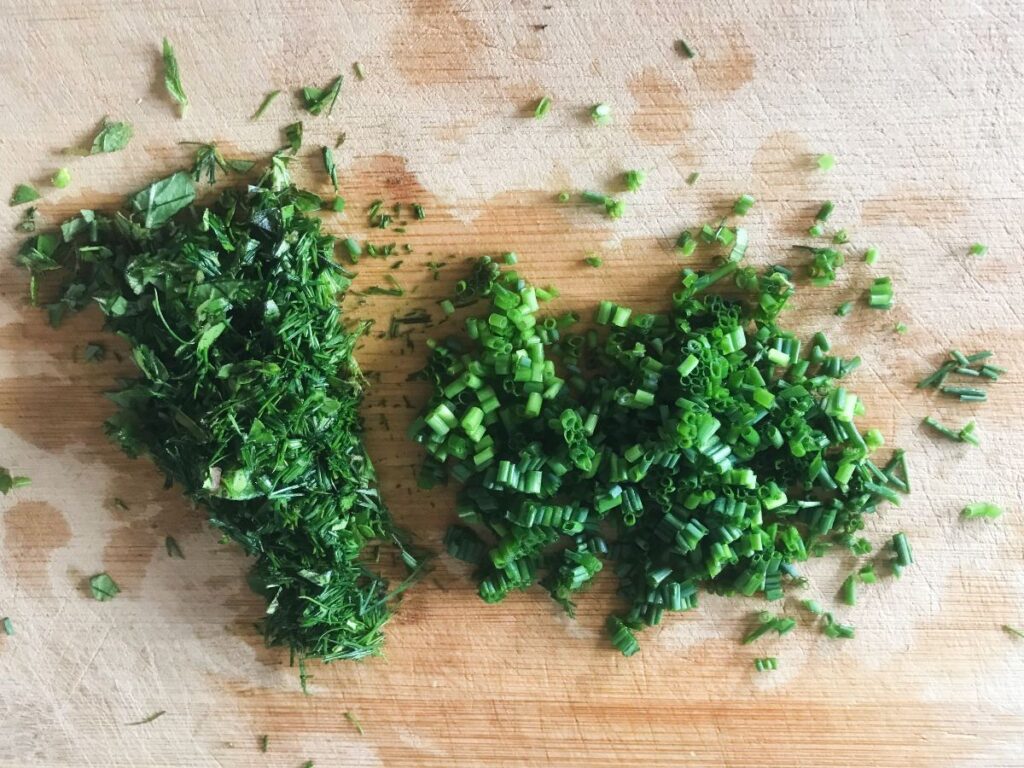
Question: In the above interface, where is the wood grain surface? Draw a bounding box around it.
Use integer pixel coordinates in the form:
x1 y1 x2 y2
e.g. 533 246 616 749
1 1 1023 766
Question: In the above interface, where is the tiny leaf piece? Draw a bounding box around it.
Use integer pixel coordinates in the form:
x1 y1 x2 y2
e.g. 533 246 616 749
10 184 40 206
52 168 71 189
89 572 121 601
91 119 134 154
127 710 166 726
251 90 280 121
161 38 189 118
130 172 197 228
300 76 343 116
961 502 1002 520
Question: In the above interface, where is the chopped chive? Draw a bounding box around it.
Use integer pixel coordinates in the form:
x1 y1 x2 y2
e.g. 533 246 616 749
439 299 455 316
1003 625 1024 639
733 194 755 216
922 416 964 442
864 247 878 265
894 322 907 334
841 574 857 606
557 191 570 203
961 502 1002 520
1 617 12 635
165 536 185 558
591 103 611 125
968 243 987 257
251 89 280 120
966 350 994 363
624 170 646 192
892 532 912 567
835 301 853 317
345 711 364 735
503 252 518 265
866 277 893 309
259 735 268 752
412 203 425 220
534 96 551 119
581 190 607 205
10 184 39 206
939 385 987 402
808 223 824 238
52 167 71 189
753 657 777 671
604 198 625 219
817 154 835 171
342 237 362 263
332 197 346 213
584 255 602 268
675 231 697 257
801 599 823 615
676 39 696 59
353 61 366 80
686 171 700 185
832 229 848 245
815 201 834 222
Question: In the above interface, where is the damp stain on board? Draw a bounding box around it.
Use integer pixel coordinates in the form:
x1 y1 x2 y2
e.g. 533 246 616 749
2 501 71 595
393 0 489 86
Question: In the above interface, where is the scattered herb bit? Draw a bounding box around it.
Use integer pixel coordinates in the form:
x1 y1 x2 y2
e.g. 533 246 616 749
742 613 797 645
301 761 314 768
801 246 845 286
412 203 425 220
91 119 133 154
83 342 106 362
127 710 166 726
10 184 40 207
130 171 196 228
52 167 71 189
894 322 907 334
962 502 1002 520
583 255 602 268
817 154 835 171
864 247 878 265
1004 625 1024 639
426 261 444 280
624 170 645 192
591 103 611 125
808 223 824 238
534 96 551 119
605 198 625 219
866 276 893 309
840 574 857 606
260 735 268 752
161 38 189 118
251 90 280 120
113 498 129 510
322 147 338 191
89 572 121 601
16 207 37 233
353 61 366 80
676 39 696 58
330 197 346 213
821 612 855 639
968 243 988 257
675 231 697 256
0 467 30 494
335 132 347 148
686 172 700 185
344 711 364 735
413 241 907 655
557 191 570 203
359 274 406 297
801 599 824 615
190 143 255 184
892 533 913 568
284 122 303 154
733 194 755 216
923 416 979 445
301 75 343 116
165 536 185 558
940 385 987 402
753 657 777 672
814 201 834 222
832 229 848 245
1 617 12 635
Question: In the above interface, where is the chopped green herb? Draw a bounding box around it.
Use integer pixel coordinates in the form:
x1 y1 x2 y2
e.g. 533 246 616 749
753 657 777 671
866 276 893 309
604 198 625 219
968 243 987 257
353 61 366 80
676 39 696 58
127 710 166 726
832 229 848 245
821 612 855 639
90 119 133 154
864 247 878 265
817 154 835 171
130 171 196 228
284 122 303 154
89 572 120 601
259 735 268 752
165 536 185 558
686 172 700 185
52 167 71 189
190 143 255 184
0 467 31 494
815 201 834 222
808 223 824 238
344 711 364 735
939 385 987 402
892 533 913 568
923 416 978 445
1 617 12 635
733 194 755 216
583 255 602 268
331 196 346 213
894 322 907 334
502 252 517 265
16 206 37 233
301 75 343 116
557 191 570 203
83 342 105 362
251 90 280 120
961 502 1002 520
624 170 645 192
322 147 338 191
675 231 697 257
412 203 425 220
10 184 40 207
161 38 189 118
1004 625 1024 639
534 96 551 119
591 103 611 125
840 574 857 606
801 246 844 286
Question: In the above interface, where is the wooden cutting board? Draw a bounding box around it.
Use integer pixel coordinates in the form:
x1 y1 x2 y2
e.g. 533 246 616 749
2 1 1023 766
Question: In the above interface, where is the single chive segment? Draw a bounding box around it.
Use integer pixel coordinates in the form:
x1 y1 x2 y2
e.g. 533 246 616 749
345 711 365 735
808 223 824 238
557 191 570 203
841 574 857 606
817 154 835 171
89 572 121 601
968 243 988 256
251 90 280 120
503 252 518 265
961 502 1002 520
835 301 853 317
864 247 878 265
161 38 189 118
1 616 12 635
1004 625 1024 639
413 203 425 220
686 171 700 185
624 170 646 192
676 39 696 58
815 201 835 222
259 735 268 753
332 197 346 213
753 657 777 672
675 231 697 257
894 322 908 334
892 533 913 567
52 167 71 189
867 277 894 309
733 194 755 216
591 103 611 125
940 385 987 402
832 229 848 245
584 255 602 268
353 61 366 80
534 96 551 119
342 237 362 263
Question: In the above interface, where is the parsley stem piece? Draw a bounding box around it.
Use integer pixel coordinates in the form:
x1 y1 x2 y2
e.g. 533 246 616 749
251 90 280 120
161 38 189 118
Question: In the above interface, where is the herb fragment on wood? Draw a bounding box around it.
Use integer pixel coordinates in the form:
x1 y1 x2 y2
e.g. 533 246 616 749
344 711 364 735
2 617 13 635
676 39 696 58
89 572 120 601
52 167 71 189
590 103 611 124
83 343 106 362
322 147 338 191
284 122 303 154
259 734 268 752
961 502 1002 520
1004 625 1024 639
165 536 185 558
0 467 30 494
534 96 551 119
129 171 196 228
16 207 37 233
90 119 133 154
161 38 189 118
127 710 166 726
251 90 280 121
300 75 343 116
353 61 365 80
10 184 39 206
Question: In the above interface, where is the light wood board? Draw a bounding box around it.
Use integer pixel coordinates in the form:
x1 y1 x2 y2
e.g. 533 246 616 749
1 1 1023 766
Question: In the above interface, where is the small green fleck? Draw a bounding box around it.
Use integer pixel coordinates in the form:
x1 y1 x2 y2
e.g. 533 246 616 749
353 61 366 80
83 343 105 362
557 191 570 203
0 468 30 495
300 76 343 116
832 229 848 245
817 154 835 171
2 617 12 635
345 711 364 735
591 103 611 124
894 322 908 334
584 255 602 268
808 223 824 238
251 90 280 120
534 96 551 119
161 38 189 118
864 247 878 265
52 168 71 189
676 40 696 58
961 502 1002 520
733 194 755 216
165 536 185 558
835 301 853 317
968 242 987 257
604 198 625 219
127 710 166 726
624 170 646 192
332 197 346 213
10 184 40 206
260 735 268 752
90 119 133 154
686 172 700 185
89 572 120 601
1004 625 1024 639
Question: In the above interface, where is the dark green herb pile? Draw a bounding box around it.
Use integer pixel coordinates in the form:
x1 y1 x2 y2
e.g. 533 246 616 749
17 162 413 662
412 246 908 655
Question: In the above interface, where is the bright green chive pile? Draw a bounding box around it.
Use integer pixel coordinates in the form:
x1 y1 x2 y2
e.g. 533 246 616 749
412 244 909 655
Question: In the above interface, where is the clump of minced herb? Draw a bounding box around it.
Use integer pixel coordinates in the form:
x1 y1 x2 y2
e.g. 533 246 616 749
412 236 908 656
17 158 417 662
